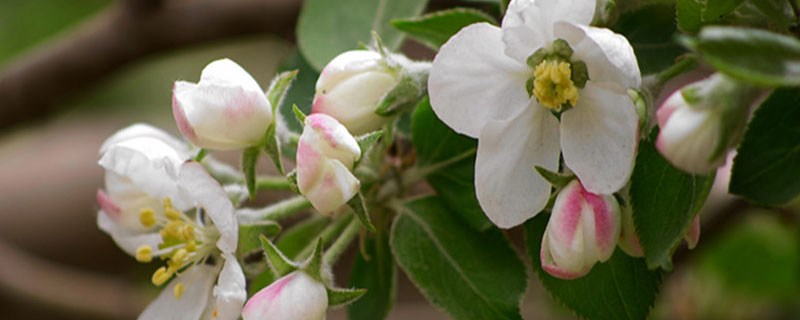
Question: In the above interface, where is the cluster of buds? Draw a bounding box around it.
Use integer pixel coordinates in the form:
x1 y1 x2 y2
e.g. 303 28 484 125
656 73 762 174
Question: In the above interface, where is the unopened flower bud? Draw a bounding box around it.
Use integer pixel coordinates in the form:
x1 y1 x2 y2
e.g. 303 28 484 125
296 114 361 214
541 180 621 279
312 50 398 135
656 74 761 174
242 271 328 320
173 58 272 150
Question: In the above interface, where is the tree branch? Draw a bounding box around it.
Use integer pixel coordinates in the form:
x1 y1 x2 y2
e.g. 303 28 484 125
0 0 301 130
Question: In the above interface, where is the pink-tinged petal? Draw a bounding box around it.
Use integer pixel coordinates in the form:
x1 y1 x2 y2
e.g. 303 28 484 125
540 230 590 280
312 70 396 135
561 83 638 194
242 271 328 320
97 210 162 257
554 22 641 93
305 114 361 168
501 0 596 62
302 158 360 215
212 253 247 320
656 90 685 128
99 123 188 156
429 23 530 138
138 264 218 320
97 189 121 218
178 161 237 253
685 215 701 249
316 50 383 93
475 104 561 228
172 82 199 144
656 103 723 174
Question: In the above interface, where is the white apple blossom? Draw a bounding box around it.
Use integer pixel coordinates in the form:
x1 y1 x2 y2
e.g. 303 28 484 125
428 0 641 228
540 179 621 279
312 50 397 135
173 58 272 150
296 113 361 214
241 271 328 320
98 129 245 320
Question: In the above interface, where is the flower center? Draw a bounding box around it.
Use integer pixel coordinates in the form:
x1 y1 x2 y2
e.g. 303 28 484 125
525 39 589 112
533 60 578 111
135 197 220 299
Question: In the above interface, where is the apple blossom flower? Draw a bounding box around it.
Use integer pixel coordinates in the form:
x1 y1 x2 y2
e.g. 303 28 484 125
173 58 272 150
541 180 621 279
656 74 761 174
241 271 328 320
296 114 361 214
98 132 245 320
312 50 398 135
428 0 641 228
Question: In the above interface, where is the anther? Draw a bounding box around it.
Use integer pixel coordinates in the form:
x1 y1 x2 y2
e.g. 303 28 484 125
135 245 153 263
139 208 156 228
151 267 171 286
173 282 185 299
165 208 182 221
172 248 188 266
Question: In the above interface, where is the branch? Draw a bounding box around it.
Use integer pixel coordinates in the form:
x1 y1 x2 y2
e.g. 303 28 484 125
0 0 301 130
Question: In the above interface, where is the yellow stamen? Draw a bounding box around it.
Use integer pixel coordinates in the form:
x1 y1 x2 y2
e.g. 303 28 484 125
171 248 188 266
163 197 173 210
165 207 182 221
533 60 579 111
186 240 198 252
173 282 185 299
181 225 195 241
139 208 156 228
135 245 153 263
151 267 172 286
163 221 185 240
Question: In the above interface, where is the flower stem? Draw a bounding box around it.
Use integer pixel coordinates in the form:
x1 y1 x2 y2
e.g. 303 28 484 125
655 55 698 88
256 175 290 190
295 213 354 260
193 148 208 162
323 217 362 266
237 196 311 223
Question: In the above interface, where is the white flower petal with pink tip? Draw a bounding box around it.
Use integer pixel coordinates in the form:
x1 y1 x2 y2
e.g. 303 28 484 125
428 0 641 228
242 271 328 320
541 180 621 279
173 58 272 150
296 114 361 214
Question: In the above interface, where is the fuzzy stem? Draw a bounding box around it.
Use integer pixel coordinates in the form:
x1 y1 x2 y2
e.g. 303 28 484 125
295 213 354 260
237 196 311 223
256 175 291 190
322 218 362 266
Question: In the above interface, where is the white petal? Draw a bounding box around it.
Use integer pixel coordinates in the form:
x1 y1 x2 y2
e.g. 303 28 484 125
561 83 638 194
98 136 193 210
100 123 188 156
554 22 641 93
312 70 396 135
429 23 530 138
212 253 247 320
242 271 328 320
138 264 218 320
501 0 596 62
178 161 238 253
316 50 384 93
200 59 263 94
475 104 561 228
97 210 162 257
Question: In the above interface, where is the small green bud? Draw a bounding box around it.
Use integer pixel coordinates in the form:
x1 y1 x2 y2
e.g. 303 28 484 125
571 60 589 88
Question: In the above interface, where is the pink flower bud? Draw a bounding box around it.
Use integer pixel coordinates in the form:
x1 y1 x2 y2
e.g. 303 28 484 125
296 114 361 214
655 91 725 174
312 50 398 135
541 180 621 279
242 271 327 320
173 59 272 150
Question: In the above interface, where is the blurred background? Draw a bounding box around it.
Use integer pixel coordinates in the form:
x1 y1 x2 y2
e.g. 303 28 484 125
0 0 798 319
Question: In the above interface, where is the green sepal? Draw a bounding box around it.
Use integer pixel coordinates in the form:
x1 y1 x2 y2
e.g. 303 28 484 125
347 193 376 232
266 70 299 115
552 38 573 58
259 234 299 279
242 146 260 199
238 221 282 255
526 47 548 68
303 238 325 282
525 78 534 97
327 286 368 307
286 169 301 194
263 123 284 175
293 104 308 124
534 166 575 189
628 88 648 133
355 131 383 168
571 60 589 88
375 76 423 116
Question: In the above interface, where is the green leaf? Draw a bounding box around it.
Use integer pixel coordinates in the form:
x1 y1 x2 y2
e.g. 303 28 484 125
348 231 396 320
327 287 368 307
278 51 318 133
461 0 506 13
276 215 330 260
391 8 496 50
523 214 663 320
238 221 281 255
676 0 704 33
292 104 307 124
630 132 715 270
683 26 800 86
297 0 428 70
411 97 490 230
702 0 745 21
390 196 526 320
242 146 260 199
347 194 377 233
611 3 686 74
263 123 284 175
729 88 800 205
